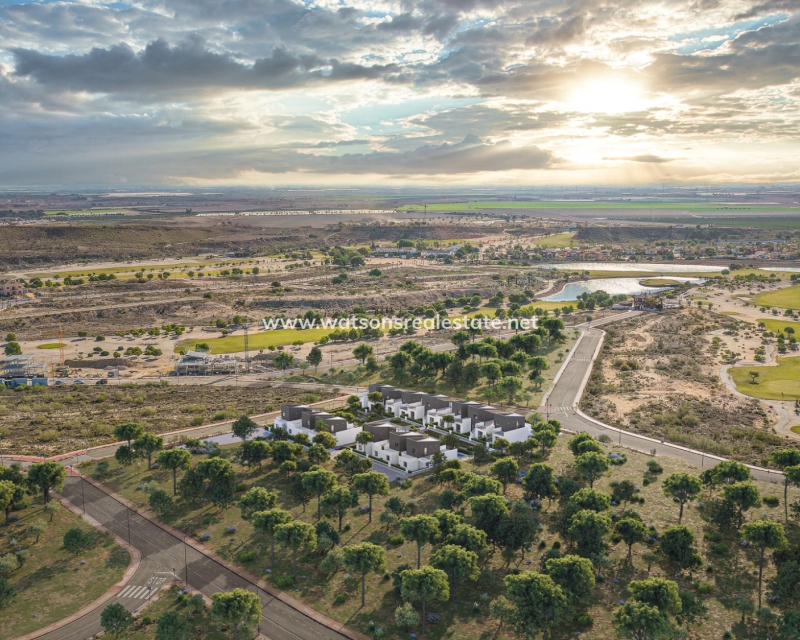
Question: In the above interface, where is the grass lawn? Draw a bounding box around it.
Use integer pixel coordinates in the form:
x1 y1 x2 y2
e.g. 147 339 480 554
124 586 231 640
753 284 800 310
730 355 800 400
531 233 575 248
755 318 800 334
78 431 797 640
0 501 129 638
36 343 66 349
719 311 740 315
175 327 334 354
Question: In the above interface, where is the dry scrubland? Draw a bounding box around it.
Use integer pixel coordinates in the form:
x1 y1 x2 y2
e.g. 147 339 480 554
0 385 332 456
579 310 800 466
79 434 799 640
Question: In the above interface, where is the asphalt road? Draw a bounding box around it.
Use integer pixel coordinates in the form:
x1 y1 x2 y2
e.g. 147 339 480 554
38 477 351 640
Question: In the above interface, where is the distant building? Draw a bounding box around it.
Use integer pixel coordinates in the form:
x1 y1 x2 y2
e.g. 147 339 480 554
1 355 46 378
175 351 239 375
273 404 362 447
0 282 26 297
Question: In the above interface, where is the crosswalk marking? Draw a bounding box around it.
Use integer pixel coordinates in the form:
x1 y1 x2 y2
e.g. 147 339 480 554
118 584 160 600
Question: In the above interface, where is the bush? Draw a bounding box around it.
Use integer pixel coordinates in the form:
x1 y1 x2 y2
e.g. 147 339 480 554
333 594 347 605
576 613 594 626
642 478 651 486
141 615 152 625
199 533 211 542
275 575 294 589
388 535 404 545
710 544 730 555
598 435 611 443
235 484 247 493
704 532 723 543
646 460 663 474
762 495 780 507
237 551 256 563
427 613 440 624
696 582 714 594
225 526 238 534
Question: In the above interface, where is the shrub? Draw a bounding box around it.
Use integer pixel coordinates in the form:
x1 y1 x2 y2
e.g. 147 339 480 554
642 478 650 486
237 551 256 563
646 460 663 474
333 594 347 605
696 582 714 594
235 484 247 493
141 615 152 625
762 495 780 507
275 575 294 589
225 526 238 534
576 613 594 626
388 535 404 545
199 533 211 541
710 544 730 555
598 435 611 443
704 532 724 543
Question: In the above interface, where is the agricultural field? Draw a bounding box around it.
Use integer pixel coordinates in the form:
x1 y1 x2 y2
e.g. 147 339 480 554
0 384 331 456
402 200 799 212
78 429 800 640
531 232 576 247
176 327 334 355
0 498 129 638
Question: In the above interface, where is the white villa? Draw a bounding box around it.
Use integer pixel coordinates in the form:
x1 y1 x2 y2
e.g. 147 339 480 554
355 421 458 472
359 384 532 444
273 404 362 447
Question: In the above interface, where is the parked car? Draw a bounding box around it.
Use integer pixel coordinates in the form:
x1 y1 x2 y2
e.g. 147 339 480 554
95 379 108 385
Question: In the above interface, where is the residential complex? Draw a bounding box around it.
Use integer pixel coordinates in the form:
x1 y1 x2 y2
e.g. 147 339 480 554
355 420 458 471
274 404 363 446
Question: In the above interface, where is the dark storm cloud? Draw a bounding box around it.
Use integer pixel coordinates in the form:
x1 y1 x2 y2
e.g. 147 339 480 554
11 36 404 98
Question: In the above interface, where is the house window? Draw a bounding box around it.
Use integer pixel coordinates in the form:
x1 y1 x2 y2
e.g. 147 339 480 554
403 462 407 467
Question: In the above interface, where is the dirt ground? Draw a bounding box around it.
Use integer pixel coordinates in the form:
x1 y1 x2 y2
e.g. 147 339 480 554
580 309 800 465
0 384 332 456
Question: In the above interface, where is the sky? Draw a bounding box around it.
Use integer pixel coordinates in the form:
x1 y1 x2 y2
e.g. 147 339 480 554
0 0 798 187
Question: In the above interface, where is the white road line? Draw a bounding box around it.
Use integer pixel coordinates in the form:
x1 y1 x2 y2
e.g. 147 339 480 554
145 587 160 599
129 586 148 599
118 585 135 598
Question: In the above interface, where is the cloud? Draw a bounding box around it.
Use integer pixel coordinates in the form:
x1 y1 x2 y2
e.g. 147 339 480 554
603 155 674 163
11 36 404 99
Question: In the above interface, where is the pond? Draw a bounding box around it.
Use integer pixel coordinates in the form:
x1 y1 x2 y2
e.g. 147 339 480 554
542 277 705 302
538 262 726 273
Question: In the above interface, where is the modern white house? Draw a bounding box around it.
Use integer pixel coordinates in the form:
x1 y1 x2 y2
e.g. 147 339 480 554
356 421 458 471
360 385 532 445
273 404 362 447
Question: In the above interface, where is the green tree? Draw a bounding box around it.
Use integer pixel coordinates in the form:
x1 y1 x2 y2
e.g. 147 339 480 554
237 487 277 521
231 415 259 444
504 571 568 640
271 441 303 464
628 577 681 613
149 489 173 515
480 362 502 386
352 471 390 523
770 450 800 521
781 609 800 639
615 517 647 560
610 479 637 509
575 451 610 488
568 432 603 456
27 518 47 544
0 576 15 610
498 376 524 404
307 347 323 373
722 481 761 527
355 431 373 447
662 472 702 524
0 480 22 524
252 509 293 566
307 444 330 466
613 601 668 640
342 542 387 606
133 432 164 469
659 525 701 571
302 469 337 520
400 515 440 569
461 473 503 498
430 544 479 600
568 510 611 560
545 554 596 605
741 519 787 608
114 422 145 447
197 458 238 508
274 351 294 371
534 425 559 456
400 566 450 636
26 461 66 504
522 463 558 507
710 460 750 486
239 440 271 468
676 591 708 631
4 341 22 356
63 527 93 555
497 500 539 562
394 602 420 632
322 486 359 532
115 445 138 467
157 449 193 495
210 588 261 640
274 521 317 581
489 595 516 632
353 343 374 364
490 457 519 494
445 523 488 554
156 610 190 640
470 494 509 545
100 602 134 638
313 431 337 449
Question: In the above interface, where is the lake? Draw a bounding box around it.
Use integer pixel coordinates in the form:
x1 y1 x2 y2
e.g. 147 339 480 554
542 277 705 302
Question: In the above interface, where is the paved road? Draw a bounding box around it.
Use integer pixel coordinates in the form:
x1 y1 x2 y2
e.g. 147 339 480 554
542 315 787 486
39 477 351 640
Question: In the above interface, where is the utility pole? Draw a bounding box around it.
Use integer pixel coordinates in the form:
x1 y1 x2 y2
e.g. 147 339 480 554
243 323 250 373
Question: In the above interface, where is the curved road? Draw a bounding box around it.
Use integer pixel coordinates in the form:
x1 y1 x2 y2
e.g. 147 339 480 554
37 477 353 640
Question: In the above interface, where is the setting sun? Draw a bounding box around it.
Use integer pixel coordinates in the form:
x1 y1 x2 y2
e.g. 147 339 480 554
564 77 649 114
